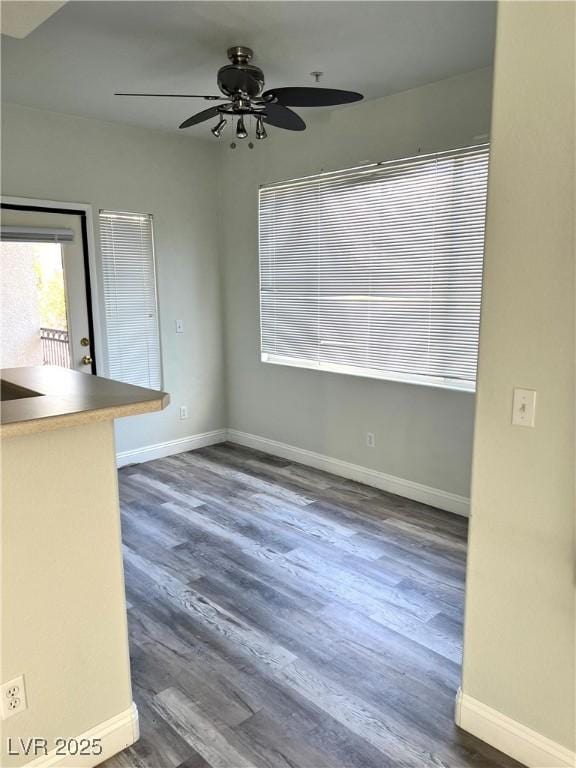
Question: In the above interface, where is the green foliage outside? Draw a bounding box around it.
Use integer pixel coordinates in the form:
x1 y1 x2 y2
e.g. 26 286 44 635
34 259 68 330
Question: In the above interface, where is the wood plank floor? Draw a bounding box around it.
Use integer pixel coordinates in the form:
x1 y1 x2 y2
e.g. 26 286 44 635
104 443 519 768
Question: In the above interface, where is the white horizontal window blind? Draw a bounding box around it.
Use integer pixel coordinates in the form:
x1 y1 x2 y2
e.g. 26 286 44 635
0 226 74 243
259 144 489 390
99 210 162 390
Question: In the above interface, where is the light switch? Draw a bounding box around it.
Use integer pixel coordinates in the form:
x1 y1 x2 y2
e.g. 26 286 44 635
175 319 184 333
512 388 536 427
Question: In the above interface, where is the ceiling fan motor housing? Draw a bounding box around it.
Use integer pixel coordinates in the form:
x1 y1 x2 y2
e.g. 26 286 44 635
218 46 265 99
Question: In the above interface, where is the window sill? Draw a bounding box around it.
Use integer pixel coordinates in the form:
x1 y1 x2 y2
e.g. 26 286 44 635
261 354 476 393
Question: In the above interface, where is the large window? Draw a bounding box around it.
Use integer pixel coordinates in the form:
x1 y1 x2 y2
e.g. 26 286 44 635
99 210 162 390
259 144 489 391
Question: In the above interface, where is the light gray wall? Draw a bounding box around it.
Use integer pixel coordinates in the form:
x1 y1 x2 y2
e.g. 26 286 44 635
220 67 493 499
1 68 493 493
461 1 575 752
1 104 225 453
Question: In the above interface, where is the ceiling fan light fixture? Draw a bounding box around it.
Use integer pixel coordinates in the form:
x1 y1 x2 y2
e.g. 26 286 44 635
236 115 248 139
117 46 363 137
211 116 227 137
256 116 267 140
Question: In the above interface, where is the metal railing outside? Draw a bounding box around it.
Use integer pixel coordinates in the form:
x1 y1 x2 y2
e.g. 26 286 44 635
40 327 71 368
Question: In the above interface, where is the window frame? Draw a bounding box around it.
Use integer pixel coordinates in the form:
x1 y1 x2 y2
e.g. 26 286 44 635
261 353 476 392
258 144 489 394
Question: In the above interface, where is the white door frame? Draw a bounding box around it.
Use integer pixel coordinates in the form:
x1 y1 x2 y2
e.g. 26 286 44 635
1 195 106 376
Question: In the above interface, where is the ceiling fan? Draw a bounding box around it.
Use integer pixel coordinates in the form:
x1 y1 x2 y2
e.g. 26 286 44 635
116 46 363 144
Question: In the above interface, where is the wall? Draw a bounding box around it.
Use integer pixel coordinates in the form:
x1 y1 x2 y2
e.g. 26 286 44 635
1 104 225 455
459 1 575 760
1 72 492 497
1 421 135 766
220 67 493 503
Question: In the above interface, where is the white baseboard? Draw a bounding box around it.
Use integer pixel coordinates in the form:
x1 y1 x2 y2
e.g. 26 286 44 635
455 689 575 768
227 429 470 516
114 426 469 515
23 702 139 767
116 429 227 468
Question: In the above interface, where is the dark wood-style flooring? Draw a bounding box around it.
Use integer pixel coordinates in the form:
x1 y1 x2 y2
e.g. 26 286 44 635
104 443 519 768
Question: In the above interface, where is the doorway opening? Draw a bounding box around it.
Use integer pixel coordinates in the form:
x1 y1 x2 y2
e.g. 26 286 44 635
0 202 98 374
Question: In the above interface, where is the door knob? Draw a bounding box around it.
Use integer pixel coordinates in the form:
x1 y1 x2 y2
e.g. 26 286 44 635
80 337 90 347
81 355 93 366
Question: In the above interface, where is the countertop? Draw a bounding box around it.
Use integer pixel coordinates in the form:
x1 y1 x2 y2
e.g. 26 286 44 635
1 366 169 437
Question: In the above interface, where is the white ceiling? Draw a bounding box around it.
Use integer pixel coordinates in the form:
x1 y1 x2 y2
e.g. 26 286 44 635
0 1 67 38
1 1 496 139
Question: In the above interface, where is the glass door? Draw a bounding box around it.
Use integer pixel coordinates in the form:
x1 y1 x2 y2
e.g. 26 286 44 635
0 207 95 373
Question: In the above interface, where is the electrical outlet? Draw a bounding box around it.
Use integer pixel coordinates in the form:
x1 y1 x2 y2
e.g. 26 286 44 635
1 675 27 719
179 405 188 420
366 432 376 448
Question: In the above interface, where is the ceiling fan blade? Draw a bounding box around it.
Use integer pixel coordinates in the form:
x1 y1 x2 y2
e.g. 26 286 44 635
263 87 363 107
115 93 226 100
262 103 306 131
179 105 223 129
